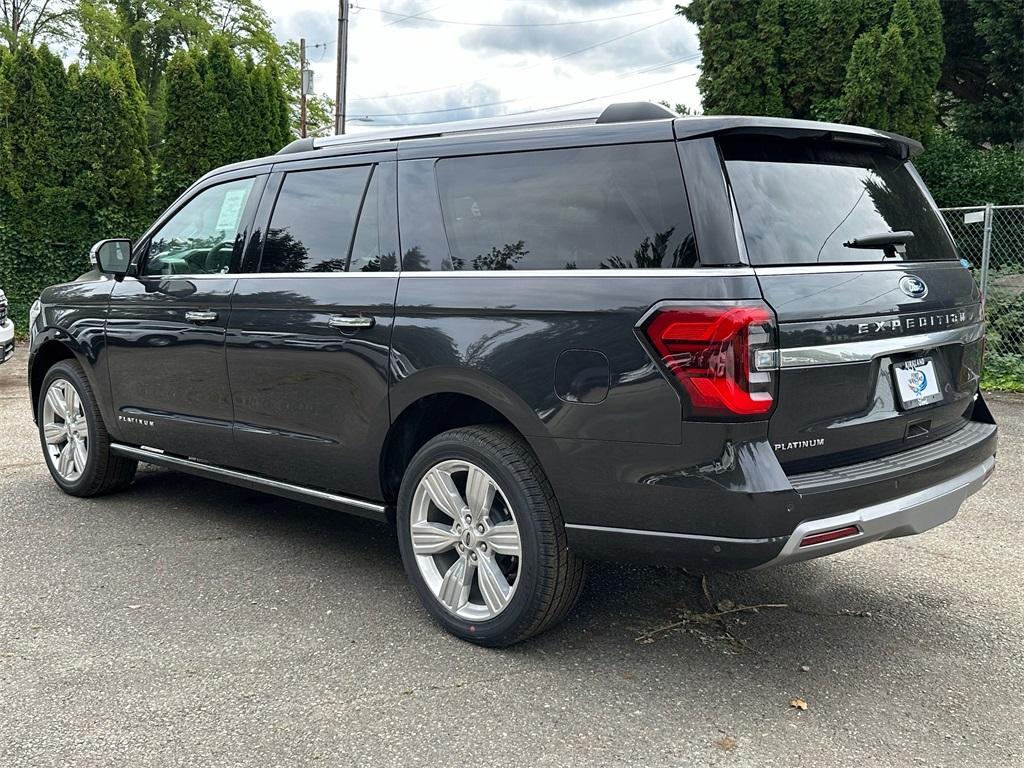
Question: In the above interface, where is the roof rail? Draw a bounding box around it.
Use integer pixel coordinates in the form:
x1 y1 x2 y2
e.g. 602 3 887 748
275 101 675 156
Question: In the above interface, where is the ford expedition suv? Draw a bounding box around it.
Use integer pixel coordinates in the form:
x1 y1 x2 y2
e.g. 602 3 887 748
27 103 997 646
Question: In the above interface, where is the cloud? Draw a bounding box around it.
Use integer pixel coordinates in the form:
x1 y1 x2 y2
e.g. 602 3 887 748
548 0 639 7
347 82 505 126
460 13 696 72
264 0 705 124
362 1 456 29
274 9 337 57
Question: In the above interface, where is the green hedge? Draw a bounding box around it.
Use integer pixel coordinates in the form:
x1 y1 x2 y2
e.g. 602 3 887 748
980 280 1024 392
915 128 1024 208
0 40 291 337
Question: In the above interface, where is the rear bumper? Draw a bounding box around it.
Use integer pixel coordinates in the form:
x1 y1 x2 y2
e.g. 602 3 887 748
564 452 994 571
541 399 997 571
0 319 14 363
758 455 994 568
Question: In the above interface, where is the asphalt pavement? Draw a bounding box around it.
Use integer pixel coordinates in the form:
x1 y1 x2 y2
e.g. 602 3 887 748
1 347 1021 767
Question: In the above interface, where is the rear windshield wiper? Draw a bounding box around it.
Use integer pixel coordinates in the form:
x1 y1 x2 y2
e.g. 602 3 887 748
843 230 915 258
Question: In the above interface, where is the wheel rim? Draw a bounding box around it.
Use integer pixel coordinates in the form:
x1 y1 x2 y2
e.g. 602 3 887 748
410 459 522 621
41 378 89 482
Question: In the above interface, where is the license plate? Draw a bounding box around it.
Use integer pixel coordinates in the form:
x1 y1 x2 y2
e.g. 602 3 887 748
893 357 943 409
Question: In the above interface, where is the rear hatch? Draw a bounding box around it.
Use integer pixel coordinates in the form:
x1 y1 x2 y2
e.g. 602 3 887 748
721 133 984 472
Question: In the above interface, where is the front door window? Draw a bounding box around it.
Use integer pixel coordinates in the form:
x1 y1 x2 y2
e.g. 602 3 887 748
143 178 256 276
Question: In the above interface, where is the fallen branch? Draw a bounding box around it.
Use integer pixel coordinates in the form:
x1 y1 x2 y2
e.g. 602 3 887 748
634 602 788 644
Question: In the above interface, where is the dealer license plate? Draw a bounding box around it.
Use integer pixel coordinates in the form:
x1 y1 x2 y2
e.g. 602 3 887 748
893 357 943 409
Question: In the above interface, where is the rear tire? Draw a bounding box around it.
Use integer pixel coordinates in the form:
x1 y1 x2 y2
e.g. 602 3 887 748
397 425 585 646
37 360 137 497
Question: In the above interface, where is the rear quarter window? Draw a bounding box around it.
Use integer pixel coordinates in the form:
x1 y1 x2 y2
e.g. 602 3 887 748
435 143 697 271
721 136 957 265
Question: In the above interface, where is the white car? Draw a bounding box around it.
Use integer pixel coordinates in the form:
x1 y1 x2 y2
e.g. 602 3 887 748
0 289 14 363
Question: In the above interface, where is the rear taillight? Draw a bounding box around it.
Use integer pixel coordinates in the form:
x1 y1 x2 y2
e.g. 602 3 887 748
640 302 778 419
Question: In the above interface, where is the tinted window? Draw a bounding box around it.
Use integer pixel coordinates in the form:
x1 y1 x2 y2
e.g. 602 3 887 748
435 143 696 271
260 166 371 273
722 136 957 265
350 165 399 272
398 159 449 271
144 178 255 276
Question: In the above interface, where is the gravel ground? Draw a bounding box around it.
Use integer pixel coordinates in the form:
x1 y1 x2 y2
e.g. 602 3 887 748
1 347 1021 767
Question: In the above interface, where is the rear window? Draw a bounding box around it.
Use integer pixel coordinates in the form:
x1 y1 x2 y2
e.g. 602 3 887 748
435 143 697 271
722 136 957 265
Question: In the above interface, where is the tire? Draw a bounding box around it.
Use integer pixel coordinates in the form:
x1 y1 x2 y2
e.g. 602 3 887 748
396 425 586 646
37 359 137 497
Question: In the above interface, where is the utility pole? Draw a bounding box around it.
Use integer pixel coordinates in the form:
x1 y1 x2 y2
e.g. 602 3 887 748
335 0 349 134
299 37 307 138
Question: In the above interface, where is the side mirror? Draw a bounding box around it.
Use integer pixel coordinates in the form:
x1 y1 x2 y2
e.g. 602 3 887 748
89 239 134 278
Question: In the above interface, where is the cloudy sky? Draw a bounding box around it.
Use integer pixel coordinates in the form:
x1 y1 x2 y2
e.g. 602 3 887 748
267 0 702 131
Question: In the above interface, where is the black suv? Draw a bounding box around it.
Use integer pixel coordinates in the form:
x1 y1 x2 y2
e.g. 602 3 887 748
28 103 997 645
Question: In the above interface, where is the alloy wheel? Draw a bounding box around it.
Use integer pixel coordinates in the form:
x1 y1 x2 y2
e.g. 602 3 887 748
41 378 90 482
410 459 522 621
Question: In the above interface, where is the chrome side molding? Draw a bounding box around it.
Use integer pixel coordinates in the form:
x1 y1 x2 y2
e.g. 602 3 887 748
780 324 985 368
110 444 388 522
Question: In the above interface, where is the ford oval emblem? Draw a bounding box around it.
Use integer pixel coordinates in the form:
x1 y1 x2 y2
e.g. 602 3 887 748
899 275 928 298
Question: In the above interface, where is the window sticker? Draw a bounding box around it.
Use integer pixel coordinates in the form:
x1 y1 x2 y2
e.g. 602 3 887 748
215 188 249 232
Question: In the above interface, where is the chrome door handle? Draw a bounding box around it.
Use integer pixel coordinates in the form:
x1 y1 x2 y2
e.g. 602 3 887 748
185 310 218 323
329 315 374 330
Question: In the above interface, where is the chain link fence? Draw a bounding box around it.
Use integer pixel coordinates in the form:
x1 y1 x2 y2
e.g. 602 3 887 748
940 204 1024 390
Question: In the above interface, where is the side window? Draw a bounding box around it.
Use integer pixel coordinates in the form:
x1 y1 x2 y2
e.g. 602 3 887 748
260 165 371 273
350 165 399 273
144 178 256 276
435 143 697 271
397 159 451 271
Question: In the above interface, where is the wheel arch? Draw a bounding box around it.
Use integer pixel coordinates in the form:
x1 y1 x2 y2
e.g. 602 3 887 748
381 370 545 509
29 338 81 421
28 334 118 439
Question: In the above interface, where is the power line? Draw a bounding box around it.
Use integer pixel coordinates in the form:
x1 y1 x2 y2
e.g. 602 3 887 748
350 4 664 28
357 54 700 117
354 71 698 125
380 2 447 28
349 15 681 103
307 0 449 49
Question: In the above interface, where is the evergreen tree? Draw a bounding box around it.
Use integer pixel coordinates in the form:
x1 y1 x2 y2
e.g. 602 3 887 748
939 0 1023 146
753 0 787 117
157 40 290 207
265 60 292 148
0 45 73 332
678 0 945 140
65 52 151 229
681 0 770 116
249 63 275 158
157 49 213 206
2 44 60 238
203 35 236 165
777 0 824 118
0 48 16 229
838 28 888 130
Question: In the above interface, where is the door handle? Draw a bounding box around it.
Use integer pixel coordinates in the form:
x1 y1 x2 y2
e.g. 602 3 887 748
328 315 374 330
185 310 219 324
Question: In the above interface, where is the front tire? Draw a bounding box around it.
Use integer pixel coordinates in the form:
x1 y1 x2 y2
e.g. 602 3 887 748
397 425 585 646
38 360 137 497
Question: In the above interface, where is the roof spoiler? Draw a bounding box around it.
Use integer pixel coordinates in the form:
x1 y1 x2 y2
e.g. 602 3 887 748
673 116 923 159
